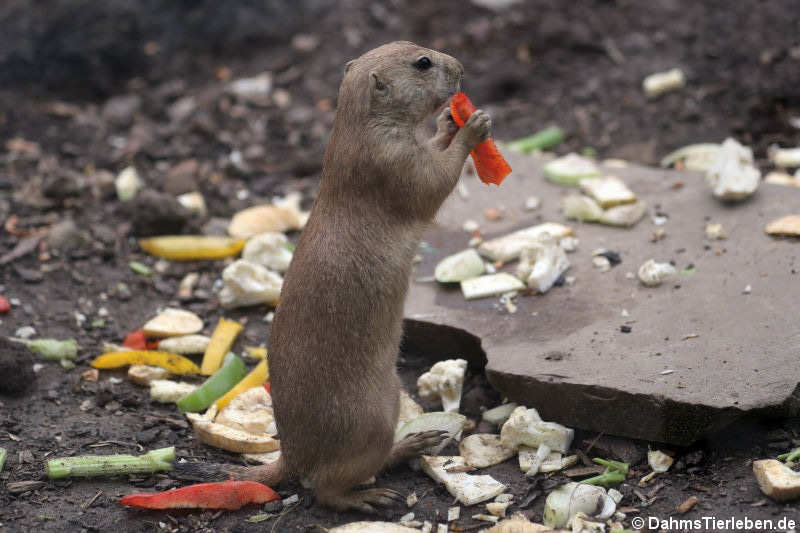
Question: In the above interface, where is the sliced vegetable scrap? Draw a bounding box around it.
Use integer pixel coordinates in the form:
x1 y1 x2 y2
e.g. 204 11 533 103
0 447 6 473
91 351 201 374
177 352 247 412
582 458 629 487
138 235 246 261
122 329 159 351
214 358 269 410
47 447 175 479
506 126 565 154
119 480 279 510
201 318 244 375
187 412 280 453
9 337 78 360
450 92 511 186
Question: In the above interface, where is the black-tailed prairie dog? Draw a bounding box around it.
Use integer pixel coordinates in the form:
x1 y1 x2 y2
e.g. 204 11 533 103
210 41 491 513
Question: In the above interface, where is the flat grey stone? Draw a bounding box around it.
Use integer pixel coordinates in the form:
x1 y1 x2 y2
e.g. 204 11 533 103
405 152 800 445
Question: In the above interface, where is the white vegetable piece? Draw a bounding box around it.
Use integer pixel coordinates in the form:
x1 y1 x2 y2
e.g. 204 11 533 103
461 273 525 300
329 522 420 533
482 403 519 426
579 176 636 208
447 506 460 521
523 444 551 477
458 434 516 468
543 153 601 186
215 386 276 436
143 308 203 338
660 143 720 171
598 201 647 227
568 512 606 532
478 222 573 262
228 193 309 239
219 259 283 308
486 501 510 518
242 232 294 273
158 334 211 355
435 249 486 283
500 406 574 453
543 482 615 529
559 236 579 253
768 145 800 168
421 456 507 506
765 215 800 237
115 166 143 202
524 196 541 211
227 72 273 105
705 137 760 201
705 223 727 240
177 191 207 216
753 459 800 502
765 171 800 188
472 514 499 523
397 390 424 429
128 364 170 385
562 195 603 222
243 450 281 464
648 449 674 473
149 379 198 403
637 259 677 287
395 412 467 455
417 359 467 412
516 241 570 294
541 453 578 473
643 68 685 98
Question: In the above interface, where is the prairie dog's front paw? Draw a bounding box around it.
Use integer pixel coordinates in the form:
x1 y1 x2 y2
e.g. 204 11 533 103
461 109 491 150
436 107 458 136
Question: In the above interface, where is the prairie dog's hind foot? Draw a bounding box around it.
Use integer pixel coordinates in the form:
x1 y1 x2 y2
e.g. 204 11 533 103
317 487 404 514
386 430 449 466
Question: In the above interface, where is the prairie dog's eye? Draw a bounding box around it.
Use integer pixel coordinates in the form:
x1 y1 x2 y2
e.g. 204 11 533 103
414 56 432 70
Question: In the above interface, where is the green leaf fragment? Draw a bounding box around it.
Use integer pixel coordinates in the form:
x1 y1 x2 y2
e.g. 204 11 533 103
129 261 152 276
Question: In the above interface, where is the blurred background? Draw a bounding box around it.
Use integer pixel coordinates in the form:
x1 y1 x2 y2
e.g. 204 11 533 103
2 0 799 205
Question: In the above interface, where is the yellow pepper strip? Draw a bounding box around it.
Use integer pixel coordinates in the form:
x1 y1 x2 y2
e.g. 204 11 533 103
214 358 269 410
91 351 200 374
243 346 268 360
201 318 244 375
138 236 245 261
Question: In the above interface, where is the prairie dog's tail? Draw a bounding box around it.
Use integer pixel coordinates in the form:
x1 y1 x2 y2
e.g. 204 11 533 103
172 456 286 487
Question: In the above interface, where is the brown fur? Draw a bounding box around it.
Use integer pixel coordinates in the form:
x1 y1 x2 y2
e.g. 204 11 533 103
237 41 490 512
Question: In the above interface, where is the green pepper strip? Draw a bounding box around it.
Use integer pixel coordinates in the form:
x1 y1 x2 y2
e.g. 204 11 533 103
176 352 247 412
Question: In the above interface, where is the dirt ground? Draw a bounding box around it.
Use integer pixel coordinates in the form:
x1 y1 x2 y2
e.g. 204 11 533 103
2 1 800 531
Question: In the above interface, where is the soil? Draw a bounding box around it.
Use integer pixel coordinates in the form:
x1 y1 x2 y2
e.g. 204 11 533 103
1 0 800 531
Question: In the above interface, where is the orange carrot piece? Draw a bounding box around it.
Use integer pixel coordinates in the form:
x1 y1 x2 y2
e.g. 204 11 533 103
450 92 511 186
119 480 279 510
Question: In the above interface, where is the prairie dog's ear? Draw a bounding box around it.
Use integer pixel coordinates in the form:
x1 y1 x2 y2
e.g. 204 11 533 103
344 59 356 74
369 71 386 93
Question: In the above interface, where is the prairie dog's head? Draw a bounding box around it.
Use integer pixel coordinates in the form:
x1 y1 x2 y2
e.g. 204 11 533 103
339 41 464 124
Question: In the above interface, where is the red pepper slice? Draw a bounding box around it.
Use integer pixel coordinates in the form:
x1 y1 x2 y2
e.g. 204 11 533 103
0 296 9 313
119 480 280 510
264 382 271 394
450 92 511 186
123 329 159 351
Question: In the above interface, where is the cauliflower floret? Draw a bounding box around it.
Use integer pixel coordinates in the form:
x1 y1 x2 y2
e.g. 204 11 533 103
417 359 468 412
242 232 293 273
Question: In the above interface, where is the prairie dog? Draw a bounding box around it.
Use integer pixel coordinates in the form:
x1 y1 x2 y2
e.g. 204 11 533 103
230 41 490 512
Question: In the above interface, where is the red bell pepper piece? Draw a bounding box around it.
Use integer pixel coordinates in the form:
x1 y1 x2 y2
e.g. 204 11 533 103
119 480 279 510
450 92 511 186
0 296 10 313
264 382 271 394
123 329 159 351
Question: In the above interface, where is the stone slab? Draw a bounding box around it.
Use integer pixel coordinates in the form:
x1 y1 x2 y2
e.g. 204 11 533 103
405 152 800 445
